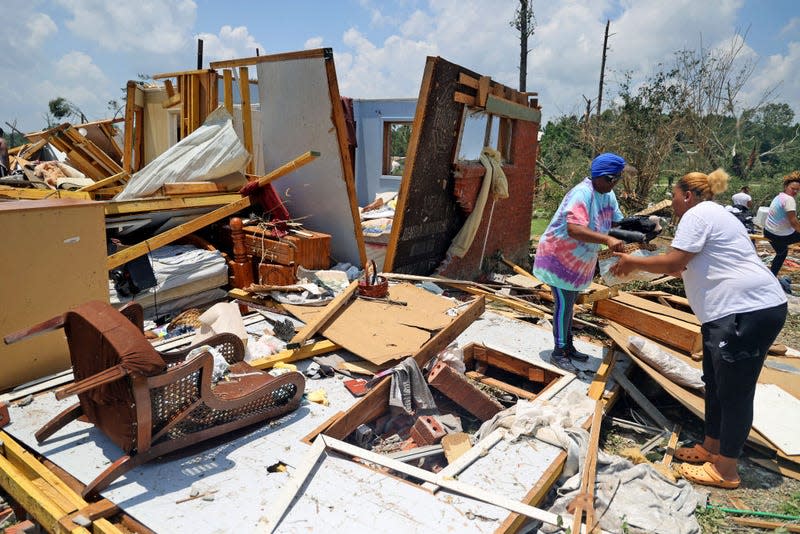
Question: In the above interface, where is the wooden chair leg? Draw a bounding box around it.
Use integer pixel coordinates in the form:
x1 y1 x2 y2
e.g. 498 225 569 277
35 403 83 443
82 454 139 499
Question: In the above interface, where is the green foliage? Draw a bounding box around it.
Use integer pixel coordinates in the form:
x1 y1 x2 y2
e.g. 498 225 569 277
45 97 87 127
536 31 800 216
389 124 411 157
695 504 728 533
781 491 800 516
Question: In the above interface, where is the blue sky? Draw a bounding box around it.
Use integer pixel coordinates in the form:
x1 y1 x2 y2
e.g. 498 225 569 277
1 0 798 133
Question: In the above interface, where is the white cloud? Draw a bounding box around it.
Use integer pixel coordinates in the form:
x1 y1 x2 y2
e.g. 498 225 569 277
55 51 107 84
745 41 800 118
780 17 800 37
57 0 196 54
400 10 433 38
197 25 264 62
25 12 58 50
305 36 325 50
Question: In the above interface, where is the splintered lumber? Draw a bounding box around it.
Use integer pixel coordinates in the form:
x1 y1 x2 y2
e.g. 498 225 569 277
594 296 701 354
106 150 319 270
248 340 339 370
611 366 671 431
609 292 699 325
732 518 800 532
76 172 128 193
568 400 604 534
287 281 358 347
159 182 226 196
322 296 485 440
0 430 123 534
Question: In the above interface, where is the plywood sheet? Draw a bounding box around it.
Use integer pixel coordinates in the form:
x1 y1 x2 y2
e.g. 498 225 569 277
0 200 108 392
753 384 800 455
257 51 364 267
283 283 457 364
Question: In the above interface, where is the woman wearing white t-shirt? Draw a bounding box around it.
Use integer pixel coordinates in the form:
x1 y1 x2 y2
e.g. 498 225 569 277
764 171 800 275
611 168 787 490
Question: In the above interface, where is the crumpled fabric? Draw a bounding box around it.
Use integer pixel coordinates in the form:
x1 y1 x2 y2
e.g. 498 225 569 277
475 390 595 481
447 146 509 258
388 357 437 415
539 451 705 534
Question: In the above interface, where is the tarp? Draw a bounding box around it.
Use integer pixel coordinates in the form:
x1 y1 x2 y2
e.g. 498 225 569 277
115 107 249 200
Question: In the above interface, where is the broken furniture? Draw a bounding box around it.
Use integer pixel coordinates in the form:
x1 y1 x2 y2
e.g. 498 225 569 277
0 199 108 392
4 300 306 498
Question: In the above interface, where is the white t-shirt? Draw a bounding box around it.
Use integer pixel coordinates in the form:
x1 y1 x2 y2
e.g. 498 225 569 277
672 201 786 324
731 191 751 207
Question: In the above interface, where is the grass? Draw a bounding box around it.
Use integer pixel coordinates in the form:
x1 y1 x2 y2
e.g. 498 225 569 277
530 217 550 237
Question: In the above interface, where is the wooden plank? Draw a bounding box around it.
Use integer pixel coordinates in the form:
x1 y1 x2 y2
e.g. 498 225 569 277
122 81 136 173
104 193 242 215
454 91 477 106
485 94 541 122
477 76 491 107
497 450 567 533
160 182 226 195
611 366 671 431
662 424 681 466
587 348 616 401
465 371 538 400
0 188 91 200
458 72 479 89
238 66 254 174
593 298 702 354
76 172 127 193
576 286 619 305
441 433 472 464
611 292 699 325
570 400 604 534
223 69 233 114
209 48 329 69
323 54 367 268
152 68 213 80
99 123 124 160
288 281 359 346
107 150 319 269
732 517 800 532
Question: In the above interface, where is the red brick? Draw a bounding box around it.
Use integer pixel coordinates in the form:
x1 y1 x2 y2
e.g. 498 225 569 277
409 416 446 446
427 362 503 421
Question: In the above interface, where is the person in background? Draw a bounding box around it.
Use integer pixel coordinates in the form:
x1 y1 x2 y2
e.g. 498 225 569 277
611 168 787 489
533 152 626 372
731 185 752 210
764 172 800 276
0 127 9 177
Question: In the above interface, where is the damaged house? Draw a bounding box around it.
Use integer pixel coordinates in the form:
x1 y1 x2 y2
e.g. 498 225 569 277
0 46 798 534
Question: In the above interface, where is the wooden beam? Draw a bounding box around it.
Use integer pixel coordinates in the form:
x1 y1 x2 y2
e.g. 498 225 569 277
594 298 702 354
610 292 699 325
248 340 339 370
106 150 319 269
104 193 243 215
76 172 128 193
209 48 330 70
732 517 800 532
223 69 233 114
477 76 491 107
465 371 538 400
288 281 359 346
485 94 541 122
238 66 254 174
122 81 136 173
152 68 213 80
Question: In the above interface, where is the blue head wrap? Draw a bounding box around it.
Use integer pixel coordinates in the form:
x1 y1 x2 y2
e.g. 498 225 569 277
590 153 626 177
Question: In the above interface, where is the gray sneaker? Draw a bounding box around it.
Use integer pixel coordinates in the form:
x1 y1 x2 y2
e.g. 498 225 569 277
550 347 578 373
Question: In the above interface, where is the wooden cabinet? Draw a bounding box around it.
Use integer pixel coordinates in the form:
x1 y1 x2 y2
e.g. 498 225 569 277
0 199 108 392
243 226 331 270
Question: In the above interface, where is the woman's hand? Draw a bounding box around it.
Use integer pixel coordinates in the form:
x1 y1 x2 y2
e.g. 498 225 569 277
610 252 635 276
606 235 625 252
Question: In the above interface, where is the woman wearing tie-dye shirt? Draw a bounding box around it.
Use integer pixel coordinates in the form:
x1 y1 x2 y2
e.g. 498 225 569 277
533 153 626 372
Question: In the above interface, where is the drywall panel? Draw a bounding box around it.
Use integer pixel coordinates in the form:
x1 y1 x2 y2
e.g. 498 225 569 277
257 52 364 267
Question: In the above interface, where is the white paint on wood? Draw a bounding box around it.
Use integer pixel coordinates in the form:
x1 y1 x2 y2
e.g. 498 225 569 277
753 383 800 455
257 57 363 266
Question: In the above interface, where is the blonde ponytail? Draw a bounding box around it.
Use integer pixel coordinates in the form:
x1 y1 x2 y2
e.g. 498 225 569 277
677 168 729 201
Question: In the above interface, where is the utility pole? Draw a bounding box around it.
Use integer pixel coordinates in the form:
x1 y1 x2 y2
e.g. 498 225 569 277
596 20 610 118
511 0 536 92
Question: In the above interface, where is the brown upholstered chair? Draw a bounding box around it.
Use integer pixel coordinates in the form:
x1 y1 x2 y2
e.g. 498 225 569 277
4 300 305 498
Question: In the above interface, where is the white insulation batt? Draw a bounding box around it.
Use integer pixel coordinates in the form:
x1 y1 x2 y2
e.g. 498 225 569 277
115 107 249 200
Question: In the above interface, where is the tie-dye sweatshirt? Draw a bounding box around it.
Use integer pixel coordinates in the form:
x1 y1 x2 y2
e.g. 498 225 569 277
533 178 623 291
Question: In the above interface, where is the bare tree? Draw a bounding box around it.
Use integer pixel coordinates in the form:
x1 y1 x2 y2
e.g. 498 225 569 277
510 0 536 92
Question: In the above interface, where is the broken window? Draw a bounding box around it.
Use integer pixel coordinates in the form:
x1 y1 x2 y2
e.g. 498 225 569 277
382 121 412 176
457 109 513 163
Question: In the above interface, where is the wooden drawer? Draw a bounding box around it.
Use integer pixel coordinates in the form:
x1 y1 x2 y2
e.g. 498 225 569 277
244 227 331 270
